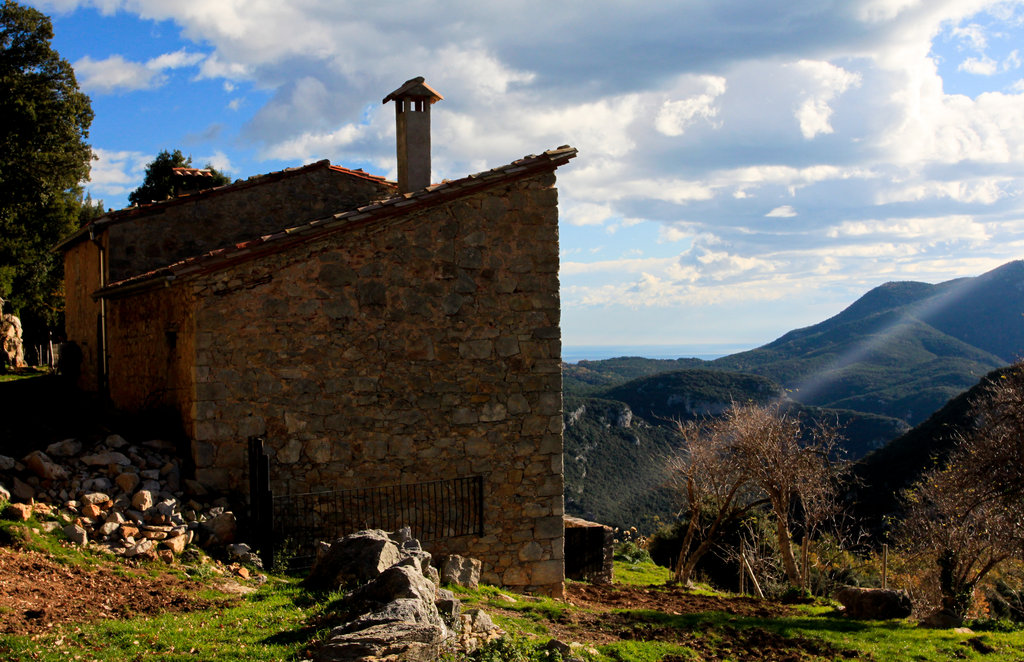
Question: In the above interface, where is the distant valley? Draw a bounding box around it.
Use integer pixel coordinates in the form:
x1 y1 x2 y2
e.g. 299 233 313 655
563 260 1024 530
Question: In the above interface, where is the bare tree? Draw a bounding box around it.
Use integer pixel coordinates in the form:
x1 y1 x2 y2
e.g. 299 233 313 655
900 362 1024 619
668 409 762 584
668 402 845 587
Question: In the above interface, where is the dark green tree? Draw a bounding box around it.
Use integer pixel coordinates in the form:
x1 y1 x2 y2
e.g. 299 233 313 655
128 149 230 206
0 0 93 340
77 192 105 228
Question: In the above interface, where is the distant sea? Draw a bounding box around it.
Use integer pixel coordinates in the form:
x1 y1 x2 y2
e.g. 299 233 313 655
562 344 756 363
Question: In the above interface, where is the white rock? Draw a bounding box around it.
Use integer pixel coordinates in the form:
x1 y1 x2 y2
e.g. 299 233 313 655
98 521 120 536
0 454 15 471
126 539 155 557
81 492 110 505
63 523 88 545
131 490 155 511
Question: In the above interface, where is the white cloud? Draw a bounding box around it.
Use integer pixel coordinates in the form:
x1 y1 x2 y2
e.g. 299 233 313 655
564 202 616 227
196 150 234 175
86 148 151 197
766 206 798 218
74 55 158 93
790 60 861 139
261 123 367 162
826 215 990 242
960 55 999 74
654 76 726 137
74 49 206 93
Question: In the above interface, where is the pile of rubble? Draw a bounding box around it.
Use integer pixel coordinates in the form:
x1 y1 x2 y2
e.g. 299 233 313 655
0 434 248 564
304 528 503 662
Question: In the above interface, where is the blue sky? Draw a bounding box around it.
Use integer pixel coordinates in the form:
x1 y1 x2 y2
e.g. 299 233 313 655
28 0 1024 355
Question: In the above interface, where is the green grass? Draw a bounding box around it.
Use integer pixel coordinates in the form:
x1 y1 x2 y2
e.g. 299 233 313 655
3 520 1024 661
596 640 698 661
0 580 325 661
613 559 672 586
0 368 47 383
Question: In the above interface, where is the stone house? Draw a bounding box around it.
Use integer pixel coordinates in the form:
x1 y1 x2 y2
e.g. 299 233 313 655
57 78 577 595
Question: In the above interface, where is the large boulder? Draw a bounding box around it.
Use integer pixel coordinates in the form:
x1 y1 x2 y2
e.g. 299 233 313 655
1 314 25 368
835 586 912 620
315 540 449 662
440 554 481 589
316 621 447 662
303 529 402 591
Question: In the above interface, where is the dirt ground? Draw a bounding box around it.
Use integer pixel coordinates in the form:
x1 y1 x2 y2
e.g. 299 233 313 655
0 545 857 660
550 583 861 661
0 547 219 636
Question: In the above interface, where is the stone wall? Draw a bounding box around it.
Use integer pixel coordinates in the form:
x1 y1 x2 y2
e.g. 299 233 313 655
182 170 564 595
107 165 397 281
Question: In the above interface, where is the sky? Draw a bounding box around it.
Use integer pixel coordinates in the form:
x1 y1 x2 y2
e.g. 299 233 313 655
26 0 1024 356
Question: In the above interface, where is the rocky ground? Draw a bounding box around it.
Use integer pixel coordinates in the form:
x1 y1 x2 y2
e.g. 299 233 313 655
0 546 220 636
0 545 858 661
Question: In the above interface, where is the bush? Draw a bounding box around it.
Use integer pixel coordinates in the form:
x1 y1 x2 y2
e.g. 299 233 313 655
442 635 563 661
614 541 652 565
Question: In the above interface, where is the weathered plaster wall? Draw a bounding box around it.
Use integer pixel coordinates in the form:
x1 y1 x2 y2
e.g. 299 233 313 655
187 171 564 594
105 285 195 428
62 237 104 391
107 167 397 281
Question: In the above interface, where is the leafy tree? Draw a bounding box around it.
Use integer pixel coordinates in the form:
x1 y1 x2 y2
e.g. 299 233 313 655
668 402 844 587
899 361 1024 621
77 192 105 228
0 0 93 337
128 149 230 206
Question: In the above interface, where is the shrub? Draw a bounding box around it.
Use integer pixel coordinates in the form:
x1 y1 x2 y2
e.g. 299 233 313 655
614 541 652 565
442 635 563 661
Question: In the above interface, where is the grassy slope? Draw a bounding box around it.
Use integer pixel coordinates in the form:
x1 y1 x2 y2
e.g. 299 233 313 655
3 515 1023 662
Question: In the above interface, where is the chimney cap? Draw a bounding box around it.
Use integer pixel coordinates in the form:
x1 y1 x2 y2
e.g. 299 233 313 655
383 76 444 105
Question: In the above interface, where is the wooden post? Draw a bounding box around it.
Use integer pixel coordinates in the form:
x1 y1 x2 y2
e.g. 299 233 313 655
742 552 765 599
739 541 746 595
882 544 888 590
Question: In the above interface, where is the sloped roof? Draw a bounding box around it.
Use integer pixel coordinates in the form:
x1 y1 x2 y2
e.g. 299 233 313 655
97 146 577 299
383 76 443 104
171 167 217 178
55 160 395 252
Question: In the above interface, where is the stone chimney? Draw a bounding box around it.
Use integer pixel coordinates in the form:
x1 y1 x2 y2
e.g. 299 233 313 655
383 77 444 193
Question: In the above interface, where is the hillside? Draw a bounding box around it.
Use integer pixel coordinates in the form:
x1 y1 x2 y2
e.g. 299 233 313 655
562 370 908 529
848 365 1013 534
562 396 679 530
561 262 1024 530
564 262 1022 430
709 261 1024 426
563 356 705 395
